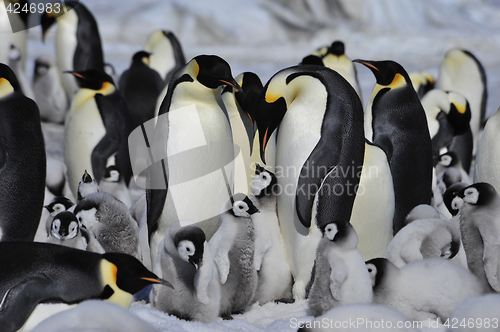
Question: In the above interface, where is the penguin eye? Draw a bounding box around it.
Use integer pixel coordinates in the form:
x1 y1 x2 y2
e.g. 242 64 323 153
262 174 267 180
367 268 372 273
186 247 191 252
239 205 244 210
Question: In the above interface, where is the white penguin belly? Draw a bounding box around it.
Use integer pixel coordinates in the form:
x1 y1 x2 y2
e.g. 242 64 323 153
56 9 79 99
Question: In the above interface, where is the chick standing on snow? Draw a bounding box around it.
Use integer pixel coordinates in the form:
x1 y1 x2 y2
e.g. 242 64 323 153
308 221 373 317
249 164 293 304
209 193 259 318
151 221 220 322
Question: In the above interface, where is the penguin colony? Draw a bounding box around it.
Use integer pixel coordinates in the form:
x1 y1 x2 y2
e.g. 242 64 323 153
0 1 498 330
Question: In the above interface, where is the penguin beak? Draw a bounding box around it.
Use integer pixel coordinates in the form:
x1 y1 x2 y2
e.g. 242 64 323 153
141 277 174 289
256 96 288 165
65 71 85 79
247 205 259 215
188 257 203 270
220 79 243 93
352 59 379 72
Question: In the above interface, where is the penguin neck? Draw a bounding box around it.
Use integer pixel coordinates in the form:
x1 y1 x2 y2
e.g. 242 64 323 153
100 259 133 309
71 84 115 110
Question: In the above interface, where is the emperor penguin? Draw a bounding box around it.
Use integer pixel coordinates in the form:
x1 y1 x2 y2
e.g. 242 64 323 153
144 30 186 84
151 221 221 322
0 242 170 332
308 221 373 317
209 194 259 317
77 170 99 202
366 257 484 322
65 69 132 198
36 196 75 242
32 55 69 124
409 71 435 99
256 64 365 298
221 71 264 194
249 164 293 304
41 1 105 100
74 192 139 258
436 151 471 185
98 165 132 208
420 89 471 161
456 182 500 293
437 49 487 158
0 63 46 242
45 158 75 204
144 55 241 267
354 59 433 235
119 51 164 130
46 211 86 250
301 40 362 99
474 106 500 193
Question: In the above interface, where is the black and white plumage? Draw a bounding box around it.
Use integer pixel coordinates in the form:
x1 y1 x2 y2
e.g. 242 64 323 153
77 170 99 202
144 30 185 84
98 165 132 208
409 70 435 99
151 221 220 322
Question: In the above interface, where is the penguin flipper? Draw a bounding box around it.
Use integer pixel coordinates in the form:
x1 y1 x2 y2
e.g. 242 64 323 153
483 244 500 292
91 132 120 184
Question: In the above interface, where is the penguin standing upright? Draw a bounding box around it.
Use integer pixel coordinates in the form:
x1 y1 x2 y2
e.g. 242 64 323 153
256 64 365 299
0 64 46 242
41 1 105 100
354 59 433 235
0 242 170 332
144 30 186 84
409 71 435 99
64 70 132 198
209 194 259 317
119 51 164 130
144 55 241 267
437 49 487 159
475 106 500 193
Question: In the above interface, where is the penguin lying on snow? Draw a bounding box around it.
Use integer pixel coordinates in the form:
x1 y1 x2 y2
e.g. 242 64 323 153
151 221 220 323
308 221 372 317
0 242 171 332
366 257 484 322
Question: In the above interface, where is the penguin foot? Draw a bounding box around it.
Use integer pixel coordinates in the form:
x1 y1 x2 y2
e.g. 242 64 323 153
274 298 295 304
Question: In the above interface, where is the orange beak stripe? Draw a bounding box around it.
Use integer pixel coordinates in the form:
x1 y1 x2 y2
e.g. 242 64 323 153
362 62 379 71
141 277 163 284
262 128 269 151
247 112 253 126
72 72 84 79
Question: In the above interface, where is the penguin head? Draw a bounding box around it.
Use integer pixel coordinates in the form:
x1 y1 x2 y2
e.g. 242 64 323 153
44 196 74 216
250 163 277 197
191 55 242 91
444 182 469 216
67 69 115 91
233 72 263 128
226 193 259 217
320 221 358 249
173 226 206 270
328 41 345 56
103 165 121 183
365 258 395 290
445 91 471 136
41 1 79 42
34 56 53 80
78 170 99 201
131 51 152 66
100 252 173 307
436 151 458 169
51 211 79 240
353 59 410 87
458 182 498 207
0 64 21 99
74 199 99 230
300 55 324 66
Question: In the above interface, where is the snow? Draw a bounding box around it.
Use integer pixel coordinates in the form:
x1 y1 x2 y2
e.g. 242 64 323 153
7 0 500 330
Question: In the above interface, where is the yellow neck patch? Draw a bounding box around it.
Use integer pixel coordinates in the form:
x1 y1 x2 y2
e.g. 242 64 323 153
100 259 133 309
71 82 116 109
142 57 150 66
448 93 467 114
389 73 406 89
0 78 14 99
186 60 200 79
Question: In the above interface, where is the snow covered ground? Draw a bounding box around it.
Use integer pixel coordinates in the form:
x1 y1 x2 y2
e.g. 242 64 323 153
8 0 500 330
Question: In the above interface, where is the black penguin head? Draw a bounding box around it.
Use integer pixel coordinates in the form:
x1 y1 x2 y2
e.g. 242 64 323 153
227 193 259 217
353 59 410 86
173 226 206 269
44 196 74 215
300 55 324 66
74 198 99 229
320 221 357 248
102 253 173 296
436 151 459 169
443 182 469 216
66 69 115 90
103 165 121 183
0 63 21 98
458 182 498 207
131 51 152 66
192 55 242 91
328 41 345 56
233 72 263 126
365 258 394 290
41 1 79 42
34 56 53 80
250 163 277 197
445 91 471 136
51 211 79 239
78 170 99 201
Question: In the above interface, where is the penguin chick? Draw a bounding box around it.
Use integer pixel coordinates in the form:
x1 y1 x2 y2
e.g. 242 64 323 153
77 170 99 202
366 258 484 322
151 221 220 322
404 204 444 225
308 221 373 317
457 183 500 292
0 242 170 332
74 192 139 258
47 211 86 250
435 151 471 185
384 217 461 267
98 165 132 208
209 194 259 317
249 164 293 304
43 196 75 237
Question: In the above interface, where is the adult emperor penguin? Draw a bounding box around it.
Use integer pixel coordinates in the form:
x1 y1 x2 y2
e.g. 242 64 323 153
366 257 484 322
0 63 46 242
456 182 500 293
119 51 164 131
249 164 293 304
301 40 362 99
145 55 241 267
354 59 433 235
221 71 264 194
436 151 471 185
65 69 132 198
420 89 471 160
32 55 69 124
209 194 259 317
256 64 365 298
41 1 105 100
308 221 373 317
475 106 500 193
437 49 487 158
151 221 221 322
144 30 186 84
0 242 170 332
